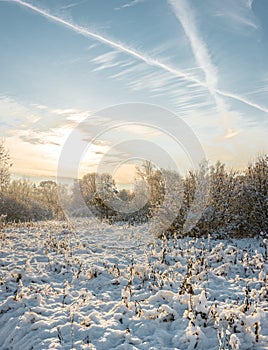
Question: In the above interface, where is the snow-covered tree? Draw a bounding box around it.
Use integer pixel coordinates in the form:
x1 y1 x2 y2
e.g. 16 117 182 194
0 140 12 190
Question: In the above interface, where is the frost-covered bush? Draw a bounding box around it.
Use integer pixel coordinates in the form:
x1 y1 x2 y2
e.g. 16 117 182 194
1 152 267 233
0 179 65 222
0 140 12 189
164 156 268 238
75 156 267 238
0 193 52 222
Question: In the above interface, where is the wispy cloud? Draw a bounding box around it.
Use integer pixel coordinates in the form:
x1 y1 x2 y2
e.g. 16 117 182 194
59 0 86 11
115 0 145 10
8 127 61 146
111 63 212 112
31 103 48 110
5 0 268 114
0 95 86 139
91 51 118 65
247 0 254 9
90 50 131 71
0 95 41 131
51 108 90 123
223 128 242 139
213 0 258 31
51 108 82 116
215 11 258 30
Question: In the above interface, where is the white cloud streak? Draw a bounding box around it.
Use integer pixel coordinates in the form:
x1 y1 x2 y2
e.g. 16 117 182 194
168 0 218 93
168 0 268 120
220 11 258 30
9 0 202 85
5 0 268 114
116 0 145 10
60 0 86 11
223 128 242 139
168 0 229 121
214 0 258 31
216 89 268 114
51 108 82 115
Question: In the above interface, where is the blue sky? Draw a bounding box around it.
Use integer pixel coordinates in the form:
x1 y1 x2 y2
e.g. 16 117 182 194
0 0 267 182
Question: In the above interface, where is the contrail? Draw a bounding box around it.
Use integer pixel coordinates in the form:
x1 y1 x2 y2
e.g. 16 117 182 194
6 0 268 114
168 0 218 94
168 0 268 116
216 89 268 114
168 0 231 135
9 0 203 87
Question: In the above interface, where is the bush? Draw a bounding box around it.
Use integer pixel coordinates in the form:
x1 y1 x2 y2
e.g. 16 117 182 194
0 194 52 222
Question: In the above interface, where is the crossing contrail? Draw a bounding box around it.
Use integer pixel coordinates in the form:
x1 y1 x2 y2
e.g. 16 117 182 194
7 0 268 114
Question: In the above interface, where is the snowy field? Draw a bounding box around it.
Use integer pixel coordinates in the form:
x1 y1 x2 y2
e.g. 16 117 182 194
0 219 267 350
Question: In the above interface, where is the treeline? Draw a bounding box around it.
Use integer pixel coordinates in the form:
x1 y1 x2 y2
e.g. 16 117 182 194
71 171 150 223
0 179 66 222
73 157 268 237
0 140 267 237
0 140 66 222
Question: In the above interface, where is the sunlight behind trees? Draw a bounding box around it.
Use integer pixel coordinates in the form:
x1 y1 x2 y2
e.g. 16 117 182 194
0 137 267 238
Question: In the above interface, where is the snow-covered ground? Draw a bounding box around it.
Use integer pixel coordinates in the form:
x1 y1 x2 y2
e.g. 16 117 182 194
0 219 267 349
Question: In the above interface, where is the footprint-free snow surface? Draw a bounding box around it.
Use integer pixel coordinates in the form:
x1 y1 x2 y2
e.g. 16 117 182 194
0 219 267 349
